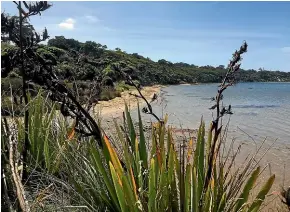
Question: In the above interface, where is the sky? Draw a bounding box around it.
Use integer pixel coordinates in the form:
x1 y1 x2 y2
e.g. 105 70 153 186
1 1 290 72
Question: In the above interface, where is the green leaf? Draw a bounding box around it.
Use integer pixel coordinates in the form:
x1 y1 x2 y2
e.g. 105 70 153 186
125 102 136 152
234 166 261 212
121 174 138 212
217 192 226 212
114 119 135 175
191 167 198 212
149 158 156 212
168 144 179 211
109 162 128 212
90 145 120 210
248 174 275 212
185 164 192 212
137 102 148 170
158 158 168 210
203 185 212 212
194 120 206 201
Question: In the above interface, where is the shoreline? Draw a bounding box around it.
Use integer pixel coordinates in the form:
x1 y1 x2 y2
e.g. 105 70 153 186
93 82 201 119
93 85 164 119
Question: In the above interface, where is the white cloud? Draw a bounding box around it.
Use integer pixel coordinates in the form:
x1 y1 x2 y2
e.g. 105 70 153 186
58 18 75 30
85 15 99 23
281 47 290 53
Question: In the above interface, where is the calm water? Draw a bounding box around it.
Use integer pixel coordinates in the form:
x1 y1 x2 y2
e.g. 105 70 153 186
138 83 290 144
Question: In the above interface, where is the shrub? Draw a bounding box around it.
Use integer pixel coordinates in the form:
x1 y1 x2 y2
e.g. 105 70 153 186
116 81 134 92
102 76 114 87
99 86 121 101
1 77 23 93
103 65 116 79
36 48 57 65
1 42 19 56
57 63 75 78
42 46 66 57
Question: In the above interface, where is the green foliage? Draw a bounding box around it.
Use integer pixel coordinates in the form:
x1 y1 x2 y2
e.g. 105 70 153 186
62 104 275 212
0 7 284 211
116 81 134 92
103 65 118 80
1 77 22 93
81 41 106 57
78 63 101 80
99 86 121 101
19 35 290 86
36 47 57 64
102 76 114 87
26 92 67 173
47 35 81 51
57 63 75 78
1 42 19 56
39 45 66 57
5 33 290 87
2 91 69 174
1 42 20 77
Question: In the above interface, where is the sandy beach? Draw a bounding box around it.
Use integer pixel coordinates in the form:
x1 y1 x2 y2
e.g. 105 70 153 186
93 85 163 119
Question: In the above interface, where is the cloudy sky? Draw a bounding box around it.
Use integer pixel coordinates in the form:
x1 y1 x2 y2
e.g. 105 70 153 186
1 1 290 71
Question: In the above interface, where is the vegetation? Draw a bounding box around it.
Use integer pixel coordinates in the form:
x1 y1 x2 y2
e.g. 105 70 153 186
3 36 290 88
3 32 290 115
2 12 290 107
1 1 290 212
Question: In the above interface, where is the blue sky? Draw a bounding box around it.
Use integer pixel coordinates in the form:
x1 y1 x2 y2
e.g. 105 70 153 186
1 1 290 71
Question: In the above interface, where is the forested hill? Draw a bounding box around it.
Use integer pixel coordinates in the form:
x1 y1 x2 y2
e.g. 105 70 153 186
2 36 290 87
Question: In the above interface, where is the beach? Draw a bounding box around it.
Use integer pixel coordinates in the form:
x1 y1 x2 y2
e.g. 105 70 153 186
93 85 163 119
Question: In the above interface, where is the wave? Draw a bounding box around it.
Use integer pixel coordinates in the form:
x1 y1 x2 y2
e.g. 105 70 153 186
233 104 279 109
238 112 258 116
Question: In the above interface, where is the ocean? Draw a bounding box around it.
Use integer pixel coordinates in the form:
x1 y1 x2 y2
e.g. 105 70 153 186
138 82 290 144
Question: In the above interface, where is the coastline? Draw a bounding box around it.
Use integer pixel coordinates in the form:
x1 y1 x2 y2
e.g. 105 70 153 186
93 82 201 119
93 85 164 119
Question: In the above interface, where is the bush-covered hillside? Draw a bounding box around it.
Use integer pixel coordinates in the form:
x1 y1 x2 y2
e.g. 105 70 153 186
2 35 290 88
2 35 290 116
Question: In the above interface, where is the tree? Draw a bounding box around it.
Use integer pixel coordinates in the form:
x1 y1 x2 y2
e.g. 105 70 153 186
48 36 81 51
158 59 172 65
217 65 225 69
1 2 51 211
1 12 37 45
81 41 104 57
132 53 143 59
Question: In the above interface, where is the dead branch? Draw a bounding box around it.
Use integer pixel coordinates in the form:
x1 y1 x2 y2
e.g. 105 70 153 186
9 134 30 212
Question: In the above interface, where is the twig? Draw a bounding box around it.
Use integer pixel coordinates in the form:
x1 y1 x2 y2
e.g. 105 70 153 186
123 72 161 123
9 134 30 211
17 1 30 181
